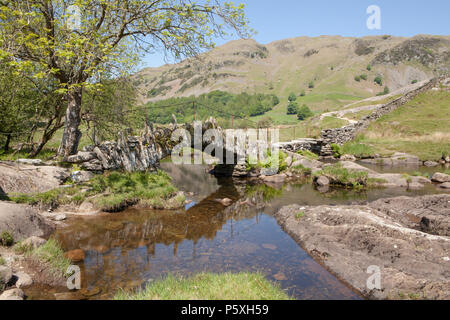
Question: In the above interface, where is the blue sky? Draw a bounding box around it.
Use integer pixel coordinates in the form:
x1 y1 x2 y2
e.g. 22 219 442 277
141 0 450 68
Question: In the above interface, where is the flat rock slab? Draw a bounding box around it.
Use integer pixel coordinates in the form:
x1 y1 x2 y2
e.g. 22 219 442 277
0 162 69 194
275 194 450 300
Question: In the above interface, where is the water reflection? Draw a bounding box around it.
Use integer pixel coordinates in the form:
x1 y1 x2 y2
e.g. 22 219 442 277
50 162 450 300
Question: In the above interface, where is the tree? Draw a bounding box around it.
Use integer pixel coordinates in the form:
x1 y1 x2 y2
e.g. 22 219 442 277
300 90 306 97
0 1 251 158
374 75 383 86
297 104 313 120
308 81 315 89
0 58 65 157
82 78 141 144
288 93 297 102
287 101 299 115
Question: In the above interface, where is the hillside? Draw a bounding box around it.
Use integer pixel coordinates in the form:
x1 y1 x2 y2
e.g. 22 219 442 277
133 34 450 123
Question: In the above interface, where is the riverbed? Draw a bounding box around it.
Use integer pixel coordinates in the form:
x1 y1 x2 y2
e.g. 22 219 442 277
28 162 448 300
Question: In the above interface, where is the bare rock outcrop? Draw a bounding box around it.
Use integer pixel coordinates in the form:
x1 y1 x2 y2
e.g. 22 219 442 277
275 194 450 300
0 162 69 194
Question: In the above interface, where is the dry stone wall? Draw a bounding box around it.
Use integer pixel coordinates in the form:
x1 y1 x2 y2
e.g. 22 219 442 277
321 77 443 146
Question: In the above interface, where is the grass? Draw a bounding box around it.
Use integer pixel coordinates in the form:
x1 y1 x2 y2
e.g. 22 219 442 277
357 90 450 161
114 272 292 300
10 170 184 212
340 139 375 158
295 211 305 220
315 163 368 188
296 150 319 160
0 256 5 265
31 239 71 277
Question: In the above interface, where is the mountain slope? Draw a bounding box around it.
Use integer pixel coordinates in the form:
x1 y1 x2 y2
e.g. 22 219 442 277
133 35 450 122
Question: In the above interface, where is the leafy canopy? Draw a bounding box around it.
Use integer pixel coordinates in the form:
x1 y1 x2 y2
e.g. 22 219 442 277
0 0 252 92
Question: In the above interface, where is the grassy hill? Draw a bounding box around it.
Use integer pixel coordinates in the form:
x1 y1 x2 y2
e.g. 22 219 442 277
133 35 450 124
357 89 450 161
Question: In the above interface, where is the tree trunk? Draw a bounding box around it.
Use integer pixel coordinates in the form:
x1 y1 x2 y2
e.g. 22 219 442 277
3 134 11 152
58 87 83 158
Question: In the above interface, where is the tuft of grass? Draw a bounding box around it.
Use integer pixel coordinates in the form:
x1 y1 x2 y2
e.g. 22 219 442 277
114 272 292 300
0 256 6 265
31 238 71 277
295 211 305 220
296 150 319 160
315 163 368 188
0 231 14 247
291 164 312 176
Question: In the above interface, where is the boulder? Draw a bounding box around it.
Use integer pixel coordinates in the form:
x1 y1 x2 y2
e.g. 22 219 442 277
54 214 67 222
407 182 424 190
66 152 97 164
0 266 13 289
65 249 85 262
340 154 356 161
314 176 330 187
70 171 95 183
440 182 450 189
424 161 439 167
14 271 33 288
21 236 46 249
0 202 55 240
285 156 293 167
261 174 286 184
260 167 278 176
0 288 24 300
431 172 450 183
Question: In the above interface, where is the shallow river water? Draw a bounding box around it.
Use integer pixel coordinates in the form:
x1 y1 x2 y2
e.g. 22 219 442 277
30 162 448 300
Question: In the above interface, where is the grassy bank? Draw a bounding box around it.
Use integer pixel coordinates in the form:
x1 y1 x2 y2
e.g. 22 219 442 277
10 170 185 212
356 90 450 161
114 272 292 300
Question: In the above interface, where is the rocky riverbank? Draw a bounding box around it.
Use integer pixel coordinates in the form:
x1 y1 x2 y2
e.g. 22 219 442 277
275 194 450 300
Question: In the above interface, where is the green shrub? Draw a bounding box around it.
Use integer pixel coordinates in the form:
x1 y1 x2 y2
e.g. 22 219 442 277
295 211 305 220
288 93 297 102
374 76 383 86
331 144 342 158
300 90 306 97
308 81 315 89
287 101 299 115
360 74 368 81
0 231 14 247
411 79 418 84
354 75 361 82
367 64 372 71
297 104 313 120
